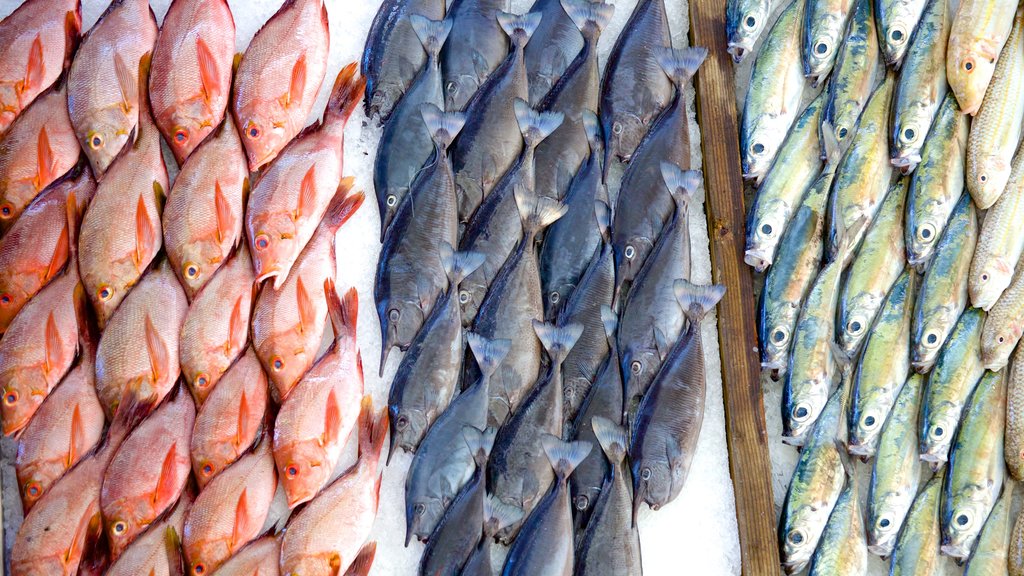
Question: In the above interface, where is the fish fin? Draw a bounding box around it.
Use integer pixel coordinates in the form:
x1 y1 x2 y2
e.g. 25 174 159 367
295 276 315 334
283 53 307 109
234 388 250 451
532 320 584 366
656 46 708 87
325 279 358 345
21 34 44 97
496 11 543 47
582 110 601 152
513 98 563 148
144 314 170 383
44 312 60 376
64 10 82 69
461 426 497 467
483 495 524 535
114 52 136 115
227 293 247 354
45 217 69 282
409 15 451 60
66 404 84 468
440 243 485 287
153 441 180 508
356 396 389 463
600 305 618 341
515 185 567 241
591 416 628 465
541 435 592 481
420 103 466 149
230 488 252 550
325 62 365 126
561 0 616 36
296 165 316 220
673 280 725 325
195 36 220 106
164 526 184 576
594 199 611 244
35 126 54 189
134 194 156 269
653 326 672 360
320 179 363 233
323 387 341 447
345 542 377 576
660 162 701 213
65 187 82 268
820 120 841 168
213 181 234 245
467 333 512 381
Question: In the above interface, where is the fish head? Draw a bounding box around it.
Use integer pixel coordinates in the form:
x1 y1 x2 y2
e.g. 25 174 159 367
970 256 1013 311
379 297 425 360
941 496 990 560
105 507 145 559
613 235 655 292
906 214 942 267
981 323 1020 370
778 504 826 574
837 296 877 357
890 108 929 173
726 3 769 63
745 201 787 271
759 301 799 371
248 210 299 288
607 113 648 163
84 273 131 329
457 273 487 329
156 102 215 165
193 456 224 489
968 154 1011 209
804 16 844 85
276 440 330 508
947 41 996 116
0 287 28 335
919 406 958 465
235 103 290 171
388 404 427 456
377 187 407 238
880 16 913 67
405 495 444 545
911 310 953 373
77 108 133 177
866 489 913 557
742 110 790 183
1 381 44 436
443 76 481 117
172 246 220 300
781 375 829 443
620 345 660 405
631 455 673 518
543 280 574 322
846 397 885 458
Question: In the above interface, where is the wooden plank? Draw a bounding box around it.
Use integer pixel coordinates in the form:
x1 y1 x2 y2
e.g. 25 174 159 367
688 2 780 575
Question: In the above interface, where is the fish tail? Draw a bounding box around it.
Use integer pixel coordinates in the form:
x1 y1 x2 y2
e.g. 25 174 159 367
513 98 564 148
137 51 153 124
820 120 841 169
439 242 485 287
462 425 497 467
409 15 452 60
673 279 726 325
541 435 592 482
497 11 543 48
660 162 702 213
582 109 601 153
591 416 628 465
325 278 359 345
321 178 364 233
562 0 615 39
347 542 378 576
514 186 567 241
656 46 708 87
419 103 466 150
600 305 618 342
594 199 612 245
467 333 512 381
483 495 524 538
356 396 389 463
532 320 584 366
326 62 366 127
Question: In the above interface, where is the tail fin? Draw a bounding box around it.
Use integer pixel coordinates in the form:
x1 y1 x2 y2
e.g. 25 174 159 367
467 333 512 381
582 110 602 156
462 426 497 468
321 178 364 234
821 120 841 170
561 0 615 40
832 216 868 267
440 243 485 287
532 320 584 367
356 396 389 464
497 11 543 48
420 103 466 150
656 46 708 87
660 162 702 214
514 98 564 149
515 186 567 241
673 280 725 325
483 495 524 539
600 304 617 346
344 542 378 576
326 62 366 127
591 416 627 466
325 279 359 345
136 51 154 134
541 435 592 482
595 199 611 244
409 15 452 60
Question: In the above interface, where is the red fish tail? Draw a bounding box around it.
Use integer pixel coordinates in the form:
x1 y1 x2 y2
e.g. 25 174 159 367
326 62 366 128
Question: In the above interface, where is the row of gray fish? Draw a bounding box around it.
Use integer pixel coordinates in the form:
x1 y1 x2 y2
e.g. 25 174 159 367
364 0 724 574
732 0 1024 574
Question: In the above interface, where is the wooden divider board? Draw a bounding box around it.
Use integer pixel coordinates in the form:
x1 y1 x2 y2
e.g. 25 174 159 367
687 2 780 574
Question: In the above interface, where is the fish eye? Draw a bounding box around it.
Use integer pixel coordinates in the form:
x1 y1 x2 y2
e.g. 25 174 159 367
612 122 623 135
751 142 765 155
193 563 206 575
549 291 560 304
184 262 201 280
0 293 10 305
3 389 17 405
24 481 41 498
624 245 636 259
415 503 426 515
877 515 892 529
924 332 940 347
195 373 209 388
98 285 113 301
847 318 865 335
902 127 917 142
254 233 270 251
0 202 13 219
640 467 652 480
458 290 470 304
787 529 805 545
964 58 975 72
889 27 905 43
792 403 811 421
980 173 988 183
446 82 458 95
389 309 400 322
630 360 642 375
917 224 935 242
771 327 788 345
286 464 299 478
88 132 104 150
814 40 830 56
930 425 945 439
999 335 1006 343
247 123 261 139
201 463 214 476
271 357 284 371
956 512 972 528
386 194 397 207
981 272 990 282
760 223 773 236
112 520 128 535
837 127 848 139
575 494 590 510
744 15 757 28
174 127 189 144
396 415 409 430
862 413 878 430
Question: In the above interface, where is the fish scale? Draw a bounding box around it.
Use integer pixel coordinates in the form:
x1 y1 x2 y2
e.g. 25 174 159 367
1004 342 1024 480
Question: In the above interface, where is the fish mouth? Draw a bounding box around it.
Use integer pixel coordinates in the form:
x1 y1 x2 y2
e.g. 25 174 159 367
890 154 921 175
744 249 771 272
910 357 933 374
726 43 749 63
940 543 969 560
982 354 1008 371
919 451 946 471
780 434 805 447
781 560 807 575
255 268 283 289
867 543 892 558
846 442 873 457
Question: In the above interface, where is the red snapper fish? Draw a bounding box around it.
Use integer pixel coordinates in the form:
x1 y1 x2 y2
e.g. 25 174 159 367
214 535 280 576
105 491 191 576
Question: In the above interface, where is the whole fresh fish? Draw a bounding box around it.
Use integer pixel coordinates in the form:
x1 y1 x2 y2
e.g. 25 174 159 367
1006 343 1024 480
455 102 562 328
524 0 584 105
469 190 566 426
363 0 446 120
105 492 190 576
500 436 592 576
965 7 1024 209
14 324 102 511
404 335 509 543
9 399 147 576
887 474 942 575
388 249 483 455
827 74 895 256
904 92 967 268
878 0 929 67
149 0 235 165
273 284 364 508
946 0 1017 115
233 0 330 170
489 321 583 541
941 369 1006 559
101 388 195 559
0 81 80 231
744 91 826 272
0 0 80 135
970 146 1024 311
575 417 643 575
739 0 806 183
440 0 508 112
611 48 705 294
67 0 157 177
77 56 167 329
919 308 986 466
757 124 837 377
630 281 723 514
94 262 187 416
252 188 363 400
804 0 857 84
540 117 607 317
377 106 463 372
534 2 612 204
373 16 448 236
451 12 538 222
183 436 276 575
836 178 907 356
278 403 388 576
618 166 698 407
418 428 493 573
726 0 772 62
599 0 672 166
347 544 377 576
162 114 249 300
963 483 1013 575
807 472 867 576
890 0 951 174
461 497 523 576
912 193 975 372
847 270 915 457
865 373 923 557
981 261 1024 370
214 536 280 576
823 0 881 157
246 64 363 287
190 348 267 488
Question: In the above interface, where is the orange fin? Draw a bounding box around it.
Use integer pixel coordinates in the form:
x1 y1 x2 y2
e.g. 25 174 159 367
44 312 60 376
144 314 169 384
35 126 54 190
230 488 252 551
295 276 316 334
45 220 69 282
296 165 316 220
325 279 358 344
321 181 364 233
373 472 383 512
66 404 84 469
345 542 377 576
152 442 180 508
195 36 220 106
214 180 233 245
233 389 250 451
227 294 246 355
134 195 156 269
21 34 44 98
323 388 341 447
284 53 307 109
114 52 136 115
